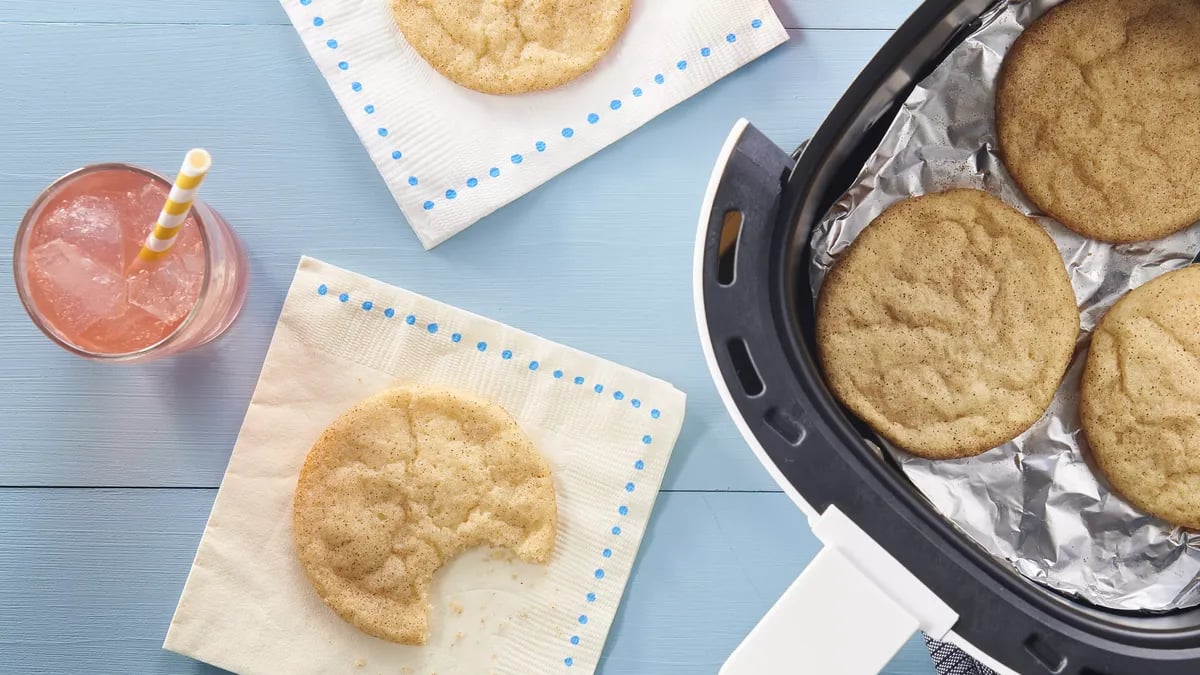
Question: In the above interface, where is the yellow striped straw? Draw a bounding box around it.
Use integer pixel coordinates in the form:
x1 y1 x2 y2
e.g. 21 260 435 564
137 148 212 262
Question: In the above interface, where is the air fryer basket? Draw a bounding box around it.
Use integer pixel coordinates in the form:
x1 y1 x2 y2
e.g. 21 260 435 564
697 0 1200 673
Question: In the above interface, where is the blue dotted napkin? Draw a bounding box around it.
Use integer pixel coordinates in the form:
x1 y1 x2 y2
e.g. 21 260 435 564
279 0 788 249
164 257 687 675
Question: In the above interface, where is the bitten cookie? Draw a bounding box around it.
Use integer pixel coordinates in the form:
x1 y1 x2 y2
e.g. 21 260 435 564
1081 265 1200 529
293 386 557 645
996 0 1200 243
817 189 1079 459
391 0 633 95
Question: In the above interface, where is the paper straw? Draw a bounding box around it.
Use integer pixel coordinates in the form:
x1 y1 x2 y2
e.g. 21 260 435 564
137 148 211 262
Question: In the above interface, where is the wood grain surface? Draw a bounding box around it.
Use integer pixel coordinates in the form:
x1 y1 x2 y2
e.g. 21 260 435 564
0 1 933 673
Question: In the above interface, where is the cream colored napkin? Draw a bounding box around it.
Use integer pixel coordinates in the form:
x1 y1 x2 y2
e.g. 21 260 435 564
279 0 788 248
164 256 686 674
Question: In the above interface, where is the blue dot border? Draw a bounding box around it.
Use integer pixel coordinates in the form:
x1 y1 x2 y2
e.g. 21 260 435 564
315 282 666 669
301 2 411 177
315 285 666 420
295 0 767 216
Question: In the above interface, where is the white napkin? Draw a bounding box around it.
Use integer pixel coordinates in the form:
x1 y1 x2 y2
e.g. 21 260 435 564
279 0 788 248
164 257 687 675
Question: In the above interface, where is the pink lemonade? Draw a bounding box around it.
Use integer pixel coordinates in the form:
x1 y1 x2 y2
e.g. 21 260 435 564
14 164 248 360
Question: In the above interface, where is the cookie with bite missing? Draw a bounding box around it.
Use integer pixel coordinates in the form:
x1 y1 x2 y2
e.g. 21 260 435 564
292 386 557 644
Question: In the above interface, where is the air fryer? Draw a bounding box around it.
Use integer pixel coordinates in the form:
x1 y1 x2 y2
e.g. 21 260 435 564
692 0 1200 673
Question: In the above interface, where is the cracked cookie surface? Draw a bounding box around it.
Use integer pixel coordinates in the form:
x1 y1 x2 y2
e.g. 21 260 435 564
391 0 632 95
817 189 1079 459
292 386 556 644
1082 265 1200 529
996 0 1200 243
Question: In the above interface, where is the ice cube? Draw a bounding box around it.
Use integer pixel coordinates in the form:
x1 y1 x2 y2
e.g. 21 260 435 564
126 257 202 323
39 194 126 272
179 248 206 276
132 180 168 218
29 239 127 332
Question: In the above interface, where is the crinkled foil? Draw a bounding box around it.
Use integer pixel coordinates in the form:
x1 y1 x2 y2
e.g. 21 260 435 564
809 0 1200 612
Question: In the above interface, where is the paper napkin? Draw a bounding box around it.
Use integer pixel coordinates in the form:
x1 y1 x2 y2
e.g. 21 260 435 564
164 257 687 675
279 0 788 248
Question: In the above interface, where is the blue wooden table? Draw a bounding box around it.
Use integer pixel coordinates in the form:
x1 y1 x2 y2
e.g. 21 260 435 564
0 2 935 673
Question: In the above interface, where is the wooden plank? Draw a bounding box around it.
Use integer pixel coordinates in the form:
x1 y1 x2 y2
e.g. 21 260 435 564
776 0 923 29
0 1 284 24
0 1 921 30
0 489 934 674
0 24 892 490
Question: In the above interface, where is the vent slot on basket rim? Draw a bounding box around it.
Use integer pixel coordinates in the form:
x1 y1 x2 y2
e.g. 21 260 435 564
764 406 806 447
726 337 764 398
1023 634 1066 674
716 209 744 286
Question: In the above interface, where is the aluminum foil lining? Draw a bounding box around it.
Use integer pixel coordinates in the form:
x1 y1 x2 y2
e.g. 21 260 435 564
809 0 1200 612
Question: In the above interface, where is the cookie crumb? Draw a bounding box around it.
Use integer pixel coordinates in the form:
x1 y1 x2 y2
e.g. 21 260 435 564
450 602 463 614
354 658 366 668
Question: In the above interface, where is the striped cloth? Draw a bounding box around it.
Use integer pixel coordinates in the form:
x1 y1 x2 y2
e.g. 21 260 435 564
924 635 998 675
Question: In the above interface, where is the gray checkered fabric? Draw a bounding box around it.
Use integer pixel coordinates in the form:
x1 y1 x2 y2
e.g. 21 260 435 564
923 634 998 675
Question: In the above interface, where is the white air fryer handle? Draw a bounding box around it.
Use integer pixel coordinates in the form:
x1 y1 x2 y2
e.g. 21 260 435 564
721 546 920 675
723 506 958 675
